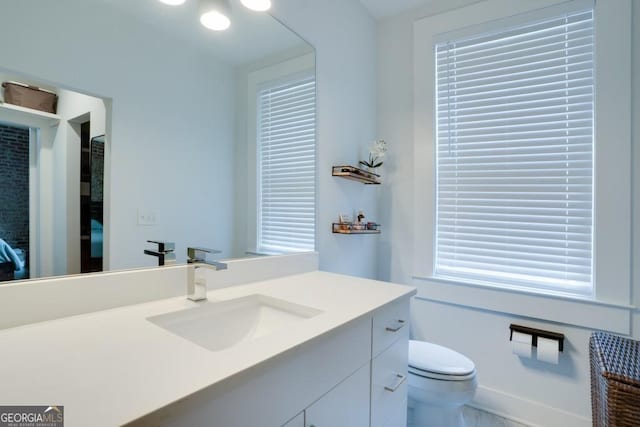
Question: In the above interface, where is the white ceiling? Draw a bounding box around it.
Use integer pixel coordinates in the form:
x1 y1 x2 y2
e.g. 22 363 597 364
359 0 484 19
96 0 309 66
358 0 434 18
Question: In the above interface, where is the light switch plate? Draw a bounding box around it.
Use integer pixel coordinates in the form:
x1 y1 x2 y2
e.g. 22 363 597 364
137 209 158 226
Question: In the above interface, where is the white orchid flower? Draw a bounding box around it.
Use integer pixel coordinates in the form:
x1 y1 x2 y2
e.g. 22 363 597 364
360 139 388 170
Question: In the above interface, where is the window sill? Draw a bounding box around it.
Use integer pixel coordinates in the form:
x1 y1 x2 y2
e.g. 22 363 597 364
411 275 634 334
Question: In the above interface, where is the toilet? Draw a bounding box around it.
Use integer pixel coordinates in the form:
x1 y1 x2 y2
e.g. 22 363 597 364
408 340 477 427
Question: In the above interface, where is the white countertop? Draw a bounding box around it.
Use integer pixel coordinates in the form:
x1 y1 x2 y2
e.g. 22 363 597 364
0 271 415 426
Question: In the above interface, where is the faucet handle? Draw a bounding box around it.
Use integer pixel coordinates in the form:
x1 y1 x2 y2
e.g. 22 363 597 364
187 247 222 263
147 240 175 253
145 240 176 266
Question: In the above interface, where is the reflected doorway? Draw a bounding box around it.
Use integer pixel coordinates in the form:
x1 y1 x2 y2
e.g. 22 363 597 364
80 124 104 273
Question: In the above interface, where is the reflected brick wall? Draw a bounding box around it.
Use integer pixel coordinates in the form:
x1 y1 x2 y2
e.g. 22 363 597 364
0 124 29 252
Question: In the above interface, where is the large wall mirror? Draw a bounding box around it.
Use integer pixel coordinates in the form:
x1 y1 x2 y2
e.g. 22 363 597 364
0 0 316 283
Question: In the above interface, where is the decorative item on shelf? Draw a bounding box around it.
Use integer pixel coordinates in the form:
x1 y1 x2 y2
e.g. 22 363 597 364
353 210 366 230
337 214 352 232
332 222 381 234
359 139 387 174
333 212 381 234
332 165 381 184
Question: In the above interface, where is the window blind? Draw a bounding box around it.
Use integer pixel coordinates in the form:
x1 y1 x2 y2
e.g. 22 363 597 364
434 9 594 294
258 74 316 253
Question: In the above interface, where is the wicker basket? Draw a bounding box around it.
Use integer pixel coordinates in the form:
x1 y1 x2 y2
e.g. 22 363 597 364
2 81 58 113
590 332 640 426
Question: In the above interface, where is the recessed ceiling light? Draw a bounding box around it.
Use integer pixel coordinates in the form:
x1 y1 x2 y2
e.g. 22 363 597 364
199 0 231 31
158 0 186 5
240 0 271 12
200 10 231 30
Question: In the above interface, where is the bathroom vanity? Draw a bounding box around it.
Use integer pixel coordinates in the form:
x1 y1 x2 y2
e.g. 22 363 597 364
136 279 412 427
0 254 415 427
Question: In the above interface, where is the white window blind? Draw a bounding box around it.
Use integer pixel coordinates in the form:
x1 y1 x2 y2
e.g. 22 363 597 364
434 9 594 294
258 74 316 253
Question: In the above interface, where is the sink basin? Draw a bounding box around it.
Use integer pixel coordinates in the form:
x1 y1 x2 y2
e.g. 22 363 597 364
147 294 322 352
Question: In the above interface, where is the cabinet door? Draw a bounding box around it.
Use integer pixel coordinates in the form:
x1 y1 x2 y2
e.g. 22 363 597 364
305 363 370 427
371 338 409 427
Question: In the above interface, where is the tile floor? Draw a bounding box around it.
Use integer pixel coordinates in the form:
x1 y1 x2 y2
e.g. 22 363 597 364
462 406 530 427
407 405 530 427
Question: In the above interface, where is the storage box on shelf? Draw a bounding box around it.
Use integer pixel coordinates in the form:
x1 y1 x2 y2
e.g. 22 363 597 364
2 81 58 114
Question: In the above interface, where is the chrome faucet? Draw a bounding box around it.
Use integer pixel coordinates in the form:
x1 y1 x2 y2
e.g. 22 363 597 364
144 240 176 266
186 247 227 301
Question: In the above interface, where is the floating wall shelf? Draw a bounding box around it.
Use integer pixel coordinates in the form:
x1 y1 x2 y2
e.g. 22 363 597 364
0 102 61 126
332 223 381 235
332 165 381 185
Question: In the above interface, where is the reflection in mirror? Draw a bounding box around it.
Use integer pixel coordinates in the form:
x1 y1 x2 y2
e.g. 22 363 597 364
0 121 29 282
85 134 105 273
0 81 108 281
0 0 315 283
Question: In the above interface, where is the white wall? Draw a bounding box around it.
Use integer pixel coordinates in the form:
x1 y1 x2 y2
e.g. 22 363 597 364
0 0 236 270
378 0 639 426
270 0 380 279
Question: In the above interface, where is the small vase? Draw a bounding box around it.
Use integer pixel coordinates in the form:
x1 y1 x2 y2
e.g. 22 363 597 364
367 167 380 177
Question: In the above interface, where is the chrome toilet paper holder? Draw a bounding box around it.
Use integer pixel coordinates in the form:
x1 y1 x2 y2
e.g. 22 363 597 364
509 324 564 352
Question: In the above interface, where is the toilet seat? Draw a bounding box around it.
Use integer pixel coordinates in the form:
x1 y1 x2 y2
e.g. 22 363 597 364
409 340 476 381
409 366 476 381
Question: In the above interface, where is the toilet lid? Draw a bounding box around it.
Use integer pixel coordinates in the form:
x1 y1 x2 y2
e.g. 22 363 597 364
409 340 475 376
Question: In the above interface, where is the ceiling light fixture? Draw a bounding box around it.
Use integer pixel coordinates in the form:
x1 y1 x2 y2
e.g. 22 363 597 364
158 0 186 5
240 0 271 12
199 0 231 31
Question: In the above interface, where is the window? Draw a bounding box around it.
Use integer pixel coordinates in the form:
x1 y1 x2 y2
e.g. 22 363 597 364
257 74 316 254
434 9 594 295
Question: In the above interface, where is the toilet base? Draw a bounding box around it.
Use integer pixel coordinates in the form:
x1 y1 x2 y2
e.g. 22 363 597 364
411 400 467 427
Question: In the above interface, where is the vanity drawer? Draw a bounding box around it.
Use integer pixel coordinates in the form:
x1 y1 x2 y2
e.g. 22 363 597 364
372 297 410 357
371 337 409 427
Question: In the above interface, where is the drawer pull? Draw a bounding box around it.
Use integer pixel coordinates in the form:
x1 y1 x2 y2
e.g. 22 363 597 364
384 373 407 392
385 319 406 332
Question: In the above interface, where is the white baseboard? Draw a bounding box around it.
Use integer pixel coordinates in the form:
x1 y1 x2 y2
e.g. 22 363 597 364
469 385 591 427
